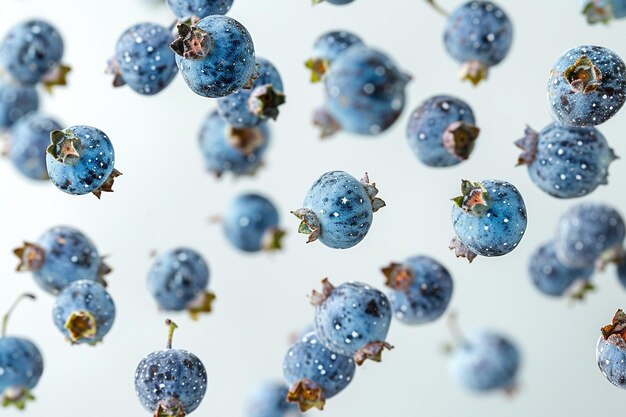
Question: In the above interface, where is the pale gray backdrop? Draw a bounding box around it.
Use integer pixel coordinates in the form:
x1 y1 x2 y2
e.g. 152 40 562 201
1 0 625 416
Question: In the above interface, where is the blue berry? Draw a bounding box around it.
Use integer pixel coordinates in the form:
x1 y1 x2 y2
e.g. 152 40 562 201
0 80 38 131
135 320 207 416
9 112 61 180
305 30 363 82
448 328 520 392
0 20 69 89
245 381 301 417
516 123 616 198
223 193 285 253
406 95 479 167
443 1 513 85
0 294 43 410
597 310 626 389
217 57 285 128
52 280 115 344
147 248 215 318
582 0 626 23
198 110 269 177
167 0 233 18
311 279 393 365
170 16 256 98
283 331 355 411
547 45 626 126
321 45 410 137
292 171 385 249
554 203 625 269
382 256 454 324
46 125 121 198
528 241 595 298
450 180 527 262
110 22 178 95
13 226 110 295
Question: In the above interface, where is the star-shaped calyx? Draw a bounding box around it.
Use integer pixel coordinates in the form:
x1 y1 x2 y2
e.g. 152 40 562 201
286 378 325 412
564 54 603 93
169 23 212 60
452 180 490 216
47 129 82 164
248 84 286 120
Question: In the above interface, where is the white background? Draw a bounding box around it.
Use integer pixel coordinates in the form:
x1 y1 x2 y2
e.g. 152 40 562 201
1 0 626 416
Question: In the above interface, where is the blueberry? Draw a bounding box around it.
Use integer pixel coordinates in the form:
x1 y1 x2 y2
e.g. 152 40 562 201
292 171 385 249
13 225 110 295
528 241 595 298
381 256 454 324
223 193 285 253
9 112 61 180
311 279 393 365
110 22 178 95
597 309 626 389
198 110 269 177
554 203 625 269
618 260 626 289
305 30 363 82
45 125 122 198
167 0 234 18
147 248 215 319
0 294 43 410
320 45 410 137
245 381 301 417
0 80 38 131
450 179 527 262
0 20 70 89
406 95 479 167
283 331 355 411
217 57 285 128
582 0 626 23
170 16 256 98
443 1 513 85
516 123 617 198
52 280 115 344
547 45 626 126
448 328 520 392
135 320 207 416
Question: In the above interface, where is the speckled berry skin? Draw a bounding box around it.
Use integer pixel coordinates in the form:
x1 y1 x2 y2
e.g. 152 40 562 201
554 203 625 269
245 381 301 417
135 348 207 415
167 0 233 18
547 45 626 126
0 337 43 403
198 110 269 177
173 16 256 98
46 125 116 196
449 329 520 392
386 256 454 324
9 112 61 180
443 1 513 79
298 171 380 249
452 180 527 258
582 0 626 23
113 22 178 95
528 241 594 297
283 332 355 398
17 226 105 295
517 123 616 198
0 81 38 131
314 281 391 357
324 46 410 136
311 31 363 66
597 336 626 388
223 193 280 252
52 280 115 344
147 248 209 311
217 57 284 128
618 262 626 289
0 20 64 85
406 95 478 167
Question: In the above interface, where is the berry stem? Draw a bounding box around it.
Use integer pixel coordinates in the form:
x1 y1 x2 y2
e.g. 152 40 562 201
446 311 466 346
425 0 449 16
2 293 36 337
165 319 178 349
